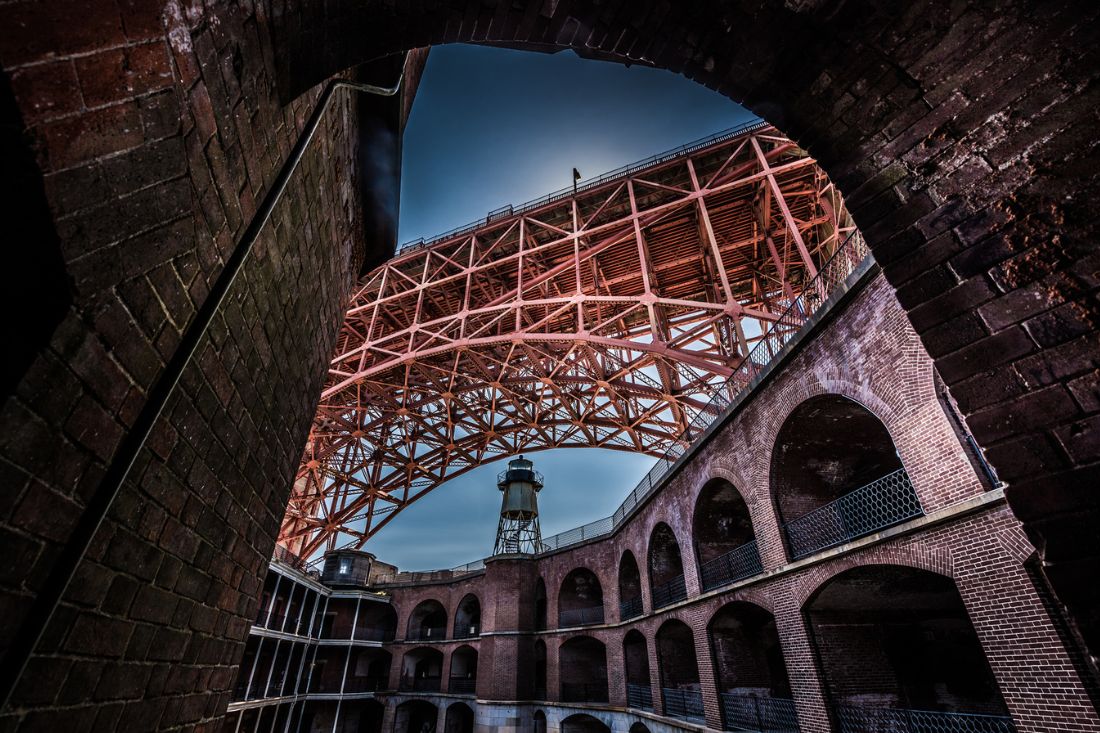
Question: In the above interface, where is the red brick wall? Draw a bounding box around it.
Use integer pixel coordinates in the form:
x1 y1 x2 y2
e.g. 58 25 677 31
374 274 1099 732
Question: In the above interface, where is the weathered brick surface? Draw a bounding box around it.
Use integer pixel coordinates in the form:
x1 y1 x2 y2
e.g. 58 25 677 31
0 0 390 729
4 1 1100 730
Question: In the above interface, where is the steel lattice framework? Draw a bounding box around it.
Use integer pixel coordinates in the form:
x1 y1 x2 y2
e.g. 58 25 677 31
280 125 857 557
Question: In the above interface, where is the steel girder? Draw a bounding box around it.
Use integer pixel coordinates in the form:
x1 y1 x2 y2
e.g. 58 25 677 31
279 127 856 558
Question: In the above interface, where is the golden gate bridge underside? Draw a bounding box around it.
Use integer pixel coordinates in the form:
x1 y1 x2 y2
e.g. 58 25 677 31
281 125 856 558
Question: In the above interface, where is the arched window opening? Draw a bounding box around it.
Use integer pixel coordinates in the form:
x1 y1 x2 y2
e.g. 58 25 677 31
560 636 609 703
623 630 653 711
347 648 392 693
560 714 610 733
356 601 397 642
559 568 605 627
340 699 385 733
805 565 1012 730
454 594 482 638
399 648 444 693
709 602 797 732
533 710 547 733
619 552 644 621
449 645 479 695
648 524 687 608
406 600 448 641
694 479 762 591
394 700 438 733
535 578 548 631
628 724 651 733
656 620 703 723
772 395 919 559
533 639 548 699
444 702 474 733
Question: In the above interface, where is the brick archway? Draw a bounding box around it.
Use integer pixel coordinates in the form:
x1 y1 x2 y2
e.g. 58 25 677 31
1 0 1097 728
267 0 1100 657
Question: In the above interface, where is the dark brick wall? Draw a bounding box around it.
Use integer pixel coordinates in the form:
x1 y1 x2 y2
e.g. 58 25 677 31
272 0 1100 664
0 0 410 728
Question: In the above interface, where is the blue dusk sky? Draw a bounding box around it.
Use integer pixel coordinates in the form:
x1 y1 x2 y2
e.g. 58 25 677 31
369 44 752 571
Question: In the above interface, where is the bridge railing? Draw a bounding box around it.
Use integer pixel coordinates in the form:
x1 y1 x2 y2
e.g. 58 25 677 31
395 119 770 255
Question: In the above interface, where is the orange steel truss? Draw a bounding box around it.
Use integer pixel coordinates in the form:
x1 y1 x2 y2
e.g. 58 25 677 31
280 125 857 557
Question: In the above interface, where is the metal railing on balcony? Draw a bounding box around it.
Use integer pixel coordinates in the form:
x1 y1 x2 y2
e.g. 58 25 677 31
343 676 388 693
651 575 688 609
453 625 480 639
559 605 605 627
783 468 922 559
834 704 1016 733
450 677 477 695
399 676 442 693
620 596 643 621
663 688 706 723
562 682 610 703
353 626 396 642
721 694 799 732
626 683 653 710
700 540 764 591
409 626 446 641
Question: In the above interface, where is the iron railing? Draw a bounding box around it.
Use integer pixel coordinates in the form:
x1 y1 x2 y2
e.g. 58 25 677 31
450 677 477 695
559 605 605 627
783 468 922 559
396 119 770 254
408 626 446 641
626 682 654 710
651 574 688 609
399 676 442 693
834 704 1016 733
453 625 480 639
353 626 396 642
620 596 643 621
343 676 387 693
721 694 799 732
562 682 610 703
700 540 764 591
663 688 706 723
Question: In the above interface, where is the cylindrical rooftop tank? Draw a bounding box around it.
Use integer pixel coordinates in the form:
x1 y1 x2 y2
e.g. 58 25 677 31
497 455 543 520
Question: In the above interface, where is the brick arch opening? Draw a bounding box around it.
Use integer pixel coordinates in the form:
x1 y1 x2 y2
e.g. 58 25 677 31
406 599 448 641
348 648 392 693
618 551 644 621
708 601 795 731
454 593 481 638
648 523 687 609
560 714 610 733
444 702 474 733
448 645 478 695
395 700 439 733
771 394 920 561
804 564 1010 726
535 577 548 631
693 478 762 592
655 619 703 723
400 647 445 693
357 602 398 642
559 568 606 627
623 629 652 710
533 639 548 699
560 636 609 703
